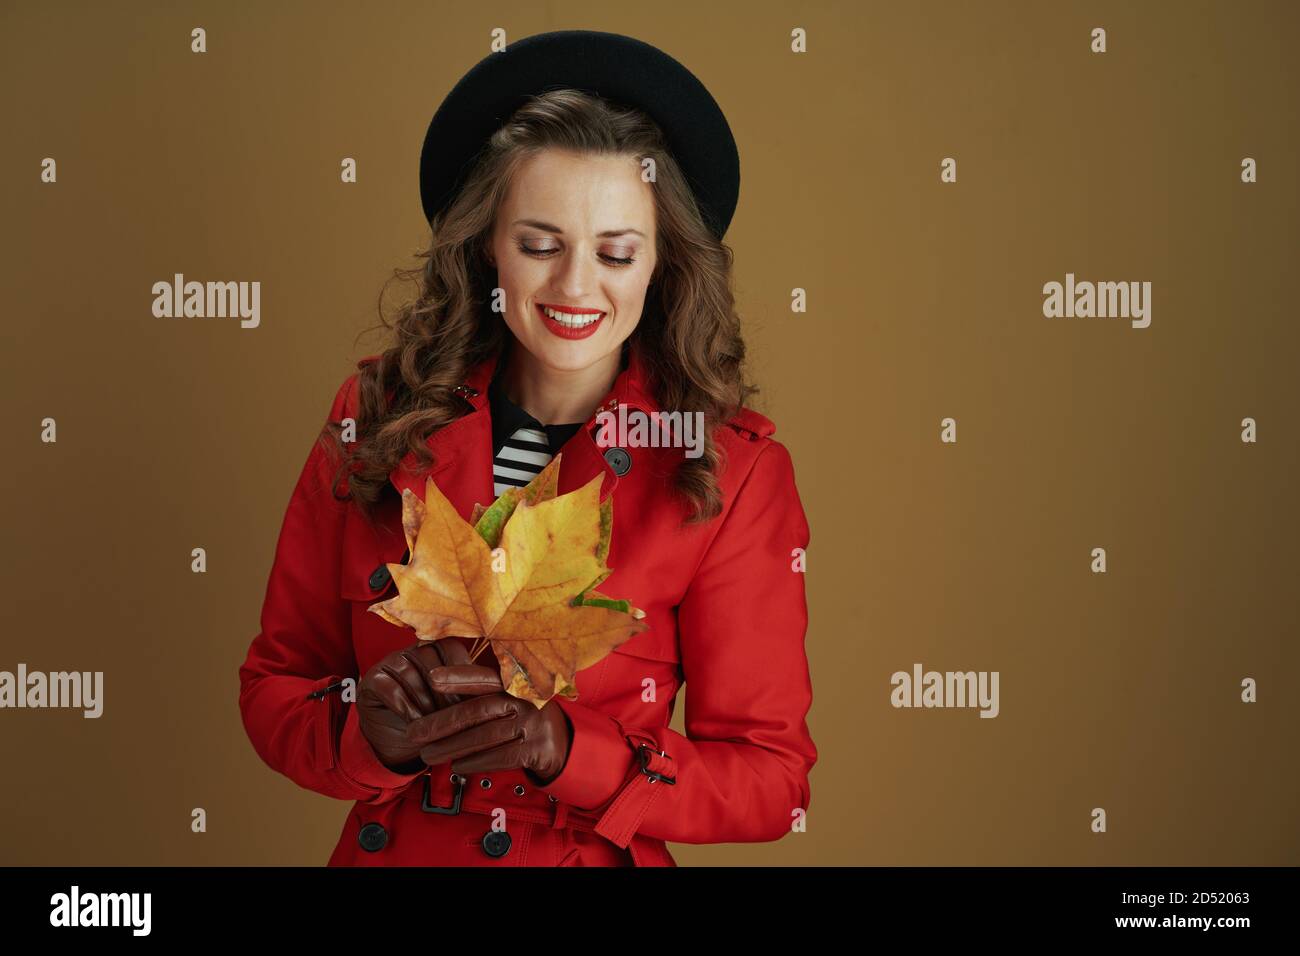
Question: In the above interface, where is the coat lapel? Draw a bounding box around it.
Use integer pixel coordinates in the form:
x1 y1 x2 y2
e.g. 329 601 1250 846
386 340 660 517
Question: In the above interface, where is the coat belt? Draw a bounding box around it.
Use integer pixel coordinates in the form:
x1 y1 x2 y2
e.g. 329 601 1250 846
417 769 603 831
415 757 676 867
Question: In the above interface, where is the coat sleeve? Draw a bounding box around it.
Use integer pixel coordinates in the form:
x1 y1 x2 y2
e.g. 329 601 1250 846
237 374 423 805
539 439 817 846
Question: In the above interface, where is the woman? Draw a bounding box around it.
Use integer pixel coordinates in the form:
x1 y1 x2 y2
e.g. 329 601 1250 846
238 30 816 866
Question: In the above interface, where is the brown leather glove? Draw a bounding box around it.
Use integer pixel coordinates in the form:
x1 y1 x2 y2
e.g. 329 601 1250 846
355 639 474 773
405 664 574 785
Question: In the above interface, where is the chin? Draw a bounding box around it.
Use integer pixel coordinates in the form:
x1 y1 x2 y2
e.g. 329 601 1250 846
535 342 607 373
510 325 615 372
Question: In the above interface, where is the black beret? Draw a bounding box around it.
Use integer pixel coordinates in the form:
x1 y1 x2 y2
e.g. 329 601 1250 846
419 29 740 239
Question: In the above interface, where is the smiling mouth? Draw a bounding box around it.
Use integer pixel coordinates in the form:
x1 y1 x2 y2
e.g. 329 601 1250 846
536 302 605 339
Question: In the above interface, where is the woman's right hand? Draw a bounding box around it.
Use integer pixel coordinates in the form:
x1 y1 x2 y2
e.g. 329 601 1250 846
355 639 474 772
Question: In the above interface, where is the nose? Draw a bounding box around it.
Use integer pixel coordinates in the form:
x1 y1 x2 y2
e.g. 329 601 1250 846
548 244 598 302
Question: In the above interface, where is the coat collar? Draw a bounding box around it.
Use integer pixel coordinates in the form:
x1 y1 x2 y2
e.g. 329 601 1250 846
456 338 660 418
387 340 659 515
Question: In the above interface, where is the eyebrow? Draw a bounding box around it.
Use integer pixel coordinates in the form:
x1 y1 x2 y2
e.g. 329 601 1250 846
512 219 647 239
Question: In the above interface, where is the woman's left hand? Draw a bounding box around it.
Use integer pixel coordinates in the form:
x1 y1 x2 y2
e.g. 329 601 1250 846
406 663 574 785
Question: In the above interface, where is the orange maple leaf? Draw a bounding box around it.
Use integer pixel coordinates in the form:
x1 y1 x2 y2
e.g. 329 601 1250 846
368 454 647 708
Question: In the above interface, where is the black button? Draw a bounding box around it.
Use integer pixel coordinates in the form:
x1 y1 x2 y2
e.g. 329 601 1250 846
358 822 388 853
603 447 632 476
481 830 512 858
368 564 391 591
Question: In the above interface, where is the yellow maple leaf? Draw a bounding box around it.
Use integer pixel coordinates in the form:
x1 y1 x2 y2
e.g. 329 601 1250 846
368 453 647 708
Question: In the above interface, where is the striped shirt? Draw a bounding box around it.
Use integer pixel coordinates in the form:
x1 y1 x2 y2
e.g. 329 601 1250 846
489 372 585 498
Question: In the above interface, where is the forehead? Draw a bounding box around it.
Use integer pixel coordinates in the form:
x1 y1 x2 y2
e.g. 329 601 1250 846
502 149 655 225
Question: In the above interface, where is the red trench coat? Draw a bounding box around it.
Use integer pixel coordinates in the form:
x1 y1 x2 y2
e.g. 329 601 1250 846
238 343 816 866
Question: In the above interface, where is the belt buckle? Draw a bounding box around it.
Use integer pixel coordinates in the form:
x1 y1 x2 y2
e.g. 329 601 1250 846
422 772 466 814
636 744 676 785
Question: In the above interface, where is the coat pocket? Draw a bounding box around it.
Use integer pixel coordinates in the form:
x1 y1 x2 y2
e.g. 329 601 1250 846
591 626 681 711
609 624 679 665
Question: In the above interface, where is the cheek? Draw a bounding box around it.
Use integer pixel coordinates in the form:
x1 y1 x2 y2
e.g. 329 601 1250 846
611 270 653 314
495 261 543 312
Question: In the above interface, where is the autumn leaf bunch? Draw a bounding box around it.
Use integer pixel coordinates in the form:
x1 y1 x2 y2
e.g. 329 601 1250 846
368 454 647 709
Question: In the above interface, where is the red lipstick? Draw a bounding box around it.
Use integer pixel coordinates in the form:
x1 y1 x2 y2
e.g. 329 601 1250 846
536 302 605 340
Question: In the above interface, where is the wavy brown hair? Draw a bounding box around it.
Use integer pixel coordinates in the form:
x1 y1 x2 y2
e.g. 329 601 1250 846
323 88 756 531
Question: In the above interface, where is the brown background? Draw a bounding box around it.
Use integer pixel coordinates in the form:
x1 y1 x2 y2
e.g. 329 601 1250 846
1 0 1296 865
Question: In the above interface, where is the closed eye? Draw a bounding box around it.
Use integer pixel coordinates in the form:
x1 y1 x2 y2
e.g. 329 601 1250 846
518 244 635 267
